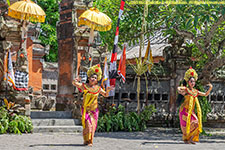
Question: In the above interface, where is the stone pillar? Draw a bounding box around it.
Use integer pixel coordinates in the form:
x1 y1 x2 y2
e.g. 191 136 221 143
56 0 92 111
56 0 75 111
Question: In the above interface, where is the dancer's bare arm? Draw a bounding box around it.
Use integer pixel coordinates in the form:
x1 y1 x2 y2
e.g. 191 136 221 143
198 83 213 96
72 77 83 90
100 86 115 97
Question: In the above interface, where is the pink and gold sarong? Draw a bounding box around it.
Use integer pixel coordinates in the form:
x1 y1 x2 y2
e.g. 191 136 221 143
82 107 99 144
81 83 101 145
179 88 202 142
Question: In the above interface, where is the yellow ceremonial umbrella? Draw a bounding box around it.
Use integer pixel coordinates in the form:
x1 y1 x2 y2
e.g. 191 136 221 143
7 0 46 57
78 7 111 45
8 0 46 22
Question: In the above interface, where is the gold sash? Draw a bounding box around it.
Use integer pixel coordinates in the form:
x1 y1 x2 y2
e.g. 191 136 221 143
186 88 202 134
81 84 101 129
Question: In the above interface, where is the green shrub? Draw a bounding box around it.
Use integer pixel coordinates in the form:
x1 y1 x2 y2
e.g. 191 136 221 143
0 106 33 134
97 104 156 132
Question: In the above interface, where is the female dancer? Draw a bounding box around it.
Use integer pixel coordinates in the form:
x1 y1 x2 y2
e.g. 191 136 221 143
177 67 213 144
72 64 113 146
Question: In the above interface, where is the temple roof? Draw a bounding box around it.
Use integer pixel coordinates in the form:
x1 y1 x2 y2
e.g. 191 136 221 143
116 30 170 60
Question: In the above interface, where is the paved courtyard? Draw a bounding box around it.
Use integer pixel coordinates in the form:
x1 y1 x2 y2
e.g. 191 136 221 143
0 128 225 150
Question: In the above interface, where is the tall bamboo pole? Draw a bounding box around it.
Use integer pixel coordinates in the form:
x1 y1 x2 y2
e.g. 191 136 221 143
137 0 148 114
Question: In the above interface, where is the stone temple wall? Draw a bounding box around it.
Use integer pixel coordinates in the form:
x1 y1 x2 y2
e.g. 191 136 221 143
103 77 225 128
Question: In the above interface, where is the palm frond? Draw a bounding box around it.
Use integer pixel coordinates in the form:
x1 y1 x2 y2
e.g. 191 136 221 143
6 0 10 6
144 72 148 95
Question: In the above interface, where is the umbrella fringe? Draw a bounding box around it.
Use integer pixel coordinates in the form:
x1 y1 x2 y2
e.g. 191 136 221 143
78 19 111 31
8 8 45 23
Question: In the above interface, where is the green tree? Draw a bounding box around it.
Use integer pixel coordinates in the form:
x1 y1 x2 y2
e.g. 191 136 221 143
96 1 225 82
160 4 225 83
94 0 162 50
37 0 60 62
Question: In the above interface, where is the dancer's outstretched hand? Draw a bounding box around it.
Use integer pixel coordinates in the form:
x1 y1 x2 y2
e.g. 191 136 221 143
74 76 81 82
106 85 115 92
72 76 81 86
207 83 213 89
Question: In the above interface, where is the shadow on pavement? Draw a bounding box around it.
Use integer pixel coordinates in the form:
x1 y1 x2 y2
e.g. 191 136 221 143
95 130 225 143
142 139 225 145
95 131 182 141
142 141 185 145
199 140 225 143
29 144 84 147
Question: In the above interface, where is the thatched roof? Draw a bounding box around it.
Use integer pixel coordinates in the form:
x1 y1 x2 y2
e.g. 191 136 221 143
116 30 170 60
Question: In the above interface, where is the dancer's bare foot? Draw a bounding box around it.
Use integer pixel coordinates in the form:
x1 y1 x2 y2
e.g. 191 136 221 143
184 140 190 144
88 143 93 147
189 136 196 144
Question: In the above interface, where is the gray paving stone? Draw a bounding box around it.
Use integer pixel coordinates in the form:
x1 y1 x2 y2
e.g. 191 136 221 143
0 128 224 150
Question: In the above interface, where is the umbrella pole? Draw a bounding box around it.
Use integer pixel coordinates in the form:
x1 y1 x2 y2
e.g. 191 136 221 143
89 29 94 67
89 28 94 45
5 50 9 100
21 21 27 53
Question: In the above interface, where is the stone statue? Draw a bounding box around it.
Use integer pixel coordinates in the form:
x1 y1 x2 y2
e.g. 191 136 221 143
16 48 28 73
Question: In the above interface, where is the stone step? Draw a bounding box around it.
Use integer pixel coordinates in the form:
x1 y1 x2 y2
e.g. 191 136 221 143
31 111 83 133
31 111 72 119
33 126 83 133
32 119 81 126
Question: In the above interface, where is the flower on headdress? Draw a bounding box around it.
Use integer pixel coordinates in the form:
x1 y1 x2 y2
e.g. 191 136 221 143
184 67 198 82
87 64 102 81
20 53 24 58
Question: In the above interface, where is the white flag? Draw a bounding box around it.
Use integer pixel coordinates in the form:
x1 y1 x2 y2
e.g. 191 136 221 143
4 50 15 87
101 57 110 91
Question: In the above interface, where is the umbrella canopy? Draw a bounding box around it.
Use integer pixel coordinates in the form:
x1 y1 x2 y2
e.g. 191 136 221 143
8 0 46 23
78 7 112 31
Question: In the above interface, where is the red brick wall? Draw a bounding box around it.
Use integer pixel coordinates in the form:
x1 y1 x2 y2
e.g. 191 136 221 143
27 38 43 92
58 39 73 89
57 0 83 111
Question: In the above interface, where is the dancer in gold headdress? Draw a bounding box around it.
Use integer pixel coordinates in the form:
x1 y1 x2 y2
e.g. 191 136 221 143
177 67 213 144
72 64 114 147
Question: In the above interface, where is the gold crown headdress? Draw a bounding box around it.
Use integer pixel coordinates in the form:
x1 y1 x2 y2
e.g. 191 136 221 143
87 64 102 81
184 67 198 82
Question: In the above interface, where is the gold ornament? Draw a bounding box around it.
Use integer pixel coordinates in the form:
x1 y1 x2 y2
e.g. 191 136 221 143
87 64 102 81
184 67 198 82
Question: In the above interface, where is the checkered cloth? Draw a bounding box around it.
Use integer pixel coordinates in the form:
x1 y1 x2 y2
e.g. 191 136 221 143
14 70 29 91
79 71 87 83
